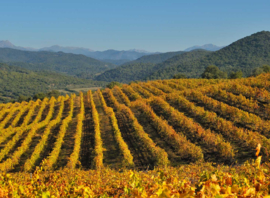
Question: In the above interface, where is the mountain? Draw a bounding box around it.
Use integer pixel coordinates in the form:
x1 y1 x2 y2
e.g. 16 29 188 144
127 51 185 64
0 40 36 51
101 59 131 65
0 63 107 103
40 45 94 54
0 40 156 65
0 48 117 79
146 50 212 80
95 62 156 83
87 49 156 61
39 47 156 65
95 50 209 83
39 46 154 60
147 31 270 79
184 44 223 52
0 40 14 48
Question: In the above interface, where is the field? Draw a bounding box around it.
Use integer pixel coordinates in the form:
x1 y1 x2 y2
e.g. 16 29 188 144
1 74 270 196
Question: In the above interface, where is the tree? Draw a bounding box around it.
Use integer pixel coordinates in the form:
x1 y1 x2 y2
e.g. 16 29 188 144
229 71 243 79
262 65 270 73
106 81 122 89
201 65 227 79
251 65 270 76
18 95 32 102
33 92 46 100
173 73 187 79
47 90 60 98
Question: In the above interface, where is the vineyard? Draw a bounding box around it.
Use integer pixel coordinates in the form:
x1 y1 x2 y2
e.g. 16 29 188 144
1 74 270 196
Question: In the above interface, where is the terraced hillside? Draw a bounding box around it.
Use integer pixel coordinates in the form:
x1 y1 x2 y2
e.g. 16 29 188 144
1 73 270 172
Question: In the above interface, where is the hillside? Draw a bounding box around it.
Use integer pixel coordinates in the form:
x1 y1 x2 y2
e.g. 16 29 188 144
95 62 156 83
0 73 270 169
127 50 185 64
0 74 270 196
96 50 211 83
146 49 212 80
0 63 107 102
0 48 117 79
148 31 270 79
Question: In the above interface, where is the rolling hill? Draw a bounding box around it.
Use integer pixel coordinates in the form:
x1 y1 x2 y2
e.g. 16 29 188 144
0 74 270 196
0 48 117 79
0 63 107 102
95 50 211 83
96 31 270 82
122 50 185 64
148 31 270 79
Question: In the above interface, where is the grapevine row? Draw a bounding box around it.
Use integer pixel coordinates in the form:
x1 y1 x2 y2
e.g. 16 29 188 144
67 92 84 169
204 86 262 115
149 81 174 93
24 96 66 172
112 86 131 106
166 93 270 155
130 83 153 98
140 83 166 97
0 102 24 130
222 82 270 103
0 97 56 171
89 90 103 169
0 103 16 121
10 101 36 127
161 80 186 91
148 96 234 160
104 89 169 166
98 89 134 167
183 89 270 136
131 99 204 161
44 95 74 170
122 84 142 101
0 98 48 146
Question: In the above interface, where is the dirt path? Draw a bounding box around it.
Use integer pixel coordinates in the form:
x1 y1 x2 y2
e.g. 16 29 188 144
80 95 95 169
93 92 123 169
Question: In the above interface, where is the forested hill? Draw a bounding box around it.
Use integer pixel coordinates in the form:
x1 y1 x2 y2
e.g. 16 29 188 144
148 31 270 79
146 49 212 80
128 51 185 64
95 50 210 83
0 63 106 103
0 48 117 79
95 62 156 83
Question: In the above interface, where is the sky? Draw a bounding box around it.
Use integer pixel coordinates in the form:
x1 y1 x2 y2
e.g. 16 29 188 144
0 0 269 52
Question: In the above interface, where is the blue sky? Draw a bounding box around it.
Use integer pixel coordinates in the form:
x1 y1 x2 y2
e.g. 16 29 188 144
0 0 269 52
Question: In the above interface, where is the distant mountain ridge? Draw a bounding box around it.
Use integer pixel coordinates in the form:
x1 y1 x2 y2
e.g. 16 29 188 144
0 48 117 79
184 44 224 51
0 40 156 64
0 40 36 51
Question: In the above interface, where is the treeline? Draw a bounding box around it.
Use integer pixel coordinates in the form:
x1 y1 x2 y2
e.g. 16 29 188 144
173 64 270 80
0 63 107 103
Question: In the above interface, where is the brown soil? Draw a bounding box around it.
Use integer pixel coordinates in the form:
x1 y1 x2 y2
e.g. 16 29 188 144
92 92 123 169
